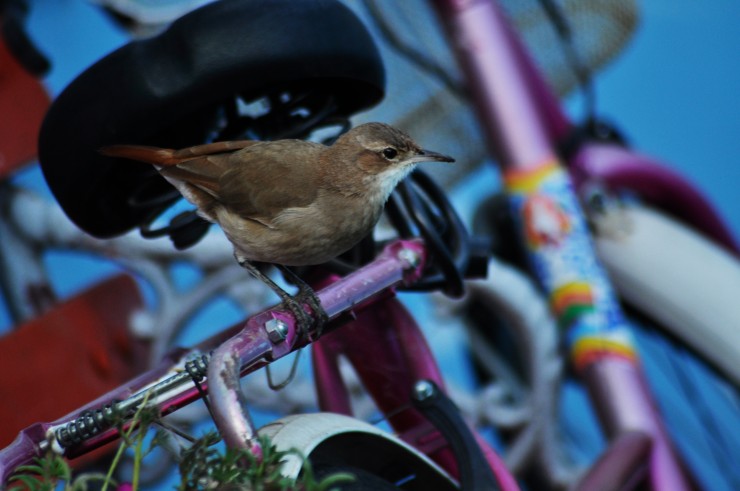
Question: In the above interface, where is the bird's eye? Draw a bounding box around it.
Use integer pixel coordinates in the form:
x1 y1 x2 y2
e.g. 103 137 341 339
382 147 398 160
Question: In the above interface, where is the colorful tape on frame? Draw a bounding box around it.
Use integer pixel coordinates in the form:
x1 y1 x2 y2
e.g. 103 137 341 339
504 159 638 372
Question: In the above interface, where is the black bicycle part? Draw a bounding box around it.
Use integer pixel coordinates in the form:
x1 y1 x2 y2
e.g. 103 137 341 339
38 0 385 241
472 192 530 275
394 172 468 297
138 209 212 250
559 116 629 163
327 168 487 298
313 464 401 490
464 293 528 384
55 401 123 449
309 431 458 490
411 380 501 491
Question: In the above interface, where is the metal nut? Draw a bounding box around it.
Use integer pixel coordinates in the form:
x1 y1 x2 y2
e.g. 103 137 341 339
265 318 289 343
398 248 421 269
412 379 435 401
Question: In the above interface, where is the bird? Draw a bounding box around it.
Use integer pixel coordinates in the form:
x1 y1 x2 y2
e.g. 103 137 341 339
101 122 454 336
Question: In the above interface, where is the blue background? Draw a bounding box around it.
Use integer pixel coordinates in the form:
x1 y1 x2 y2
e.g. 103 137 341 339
3 0 739 489
594 1 740 238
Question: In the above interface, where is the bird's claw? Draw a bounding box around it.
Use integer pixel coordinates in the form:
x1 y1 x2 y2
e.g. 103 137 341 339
236 260 327 340
295 288 329 341
281 296 314 340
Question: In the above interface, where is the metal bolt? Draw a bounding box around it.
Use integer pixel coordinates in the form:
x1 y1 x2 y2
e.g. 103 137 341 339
412 379 435 401
265 318 289 343
398 248 421 269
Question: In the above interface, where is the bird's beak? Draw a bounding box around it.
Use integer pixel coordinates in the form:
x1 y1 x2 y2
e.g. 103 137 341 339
407 148 455 164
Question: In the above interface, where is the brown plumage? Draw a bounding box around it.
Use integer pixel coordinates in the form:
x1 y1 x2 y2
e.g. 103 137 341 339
101 122 454 267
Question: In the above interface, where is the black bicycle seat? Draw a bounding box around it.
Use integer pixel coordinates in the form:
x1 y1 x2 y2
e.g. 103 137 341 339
38 0 385 239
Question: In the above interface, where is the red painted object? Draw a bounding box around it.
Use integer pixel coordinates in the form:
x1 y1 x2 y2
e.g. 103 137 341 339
0 39 50 179
0 275 146 448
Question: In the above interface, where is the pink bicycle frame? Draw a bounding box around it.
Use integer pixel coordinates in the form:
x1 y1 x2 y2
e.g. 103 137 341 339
207 244 520 487
429 0 722 489
310 284 517 489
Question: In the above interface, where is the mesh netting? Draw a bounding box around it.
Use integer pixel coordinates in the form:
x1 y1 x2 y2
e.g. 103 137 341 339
501 0 638 96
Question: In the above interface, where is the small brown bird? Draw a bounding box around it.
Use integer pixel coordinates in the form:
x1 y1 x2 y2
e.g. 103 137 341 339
101 122 453 331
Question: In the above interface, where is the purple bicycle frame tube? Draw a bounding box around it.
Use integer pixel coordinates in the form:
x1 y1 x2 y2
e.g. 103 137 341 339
208 238 518 489
431 0 694 489
206 240 429 452
431 0 568 168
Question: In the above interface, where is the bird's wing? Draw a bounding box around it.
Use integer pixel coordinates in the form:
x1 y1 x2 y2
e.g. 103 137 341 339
213 140 325 222
101 140 257 196
102 139 325 224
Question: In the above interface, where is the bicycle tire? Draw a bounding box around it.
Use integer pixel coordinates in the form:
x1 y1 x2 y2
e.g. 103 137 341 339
38 0 384 239
593 205 740 387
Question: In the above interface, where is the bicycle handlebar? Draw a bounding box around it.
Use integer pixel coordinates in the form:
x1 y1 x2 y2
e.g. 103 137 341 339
0 239 427 483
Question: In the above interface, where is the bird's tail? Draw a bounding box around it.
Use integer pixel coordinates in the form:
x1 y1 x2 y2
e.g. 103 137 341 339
100 140 256 167
100 145 182 167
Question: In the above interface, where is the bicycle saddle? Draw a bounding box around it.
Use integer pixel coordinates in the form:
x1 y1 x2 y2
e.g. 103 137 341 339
38 0 385 239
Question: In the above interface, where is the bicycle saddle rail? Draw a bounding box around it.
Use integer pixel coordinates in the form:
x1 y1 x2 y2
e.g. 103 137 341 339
0 239 426 485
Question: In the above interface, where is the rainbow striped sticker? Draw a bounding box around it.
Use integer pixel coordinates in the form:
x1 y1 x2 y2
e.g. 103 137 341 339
551 282 596 328
504 159 638 372
567 322 639 368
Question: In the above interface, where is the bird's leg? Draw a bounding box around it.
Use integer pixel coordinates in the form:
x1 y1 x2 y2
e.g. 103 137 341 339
275 265 329 340
235 258 314 337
